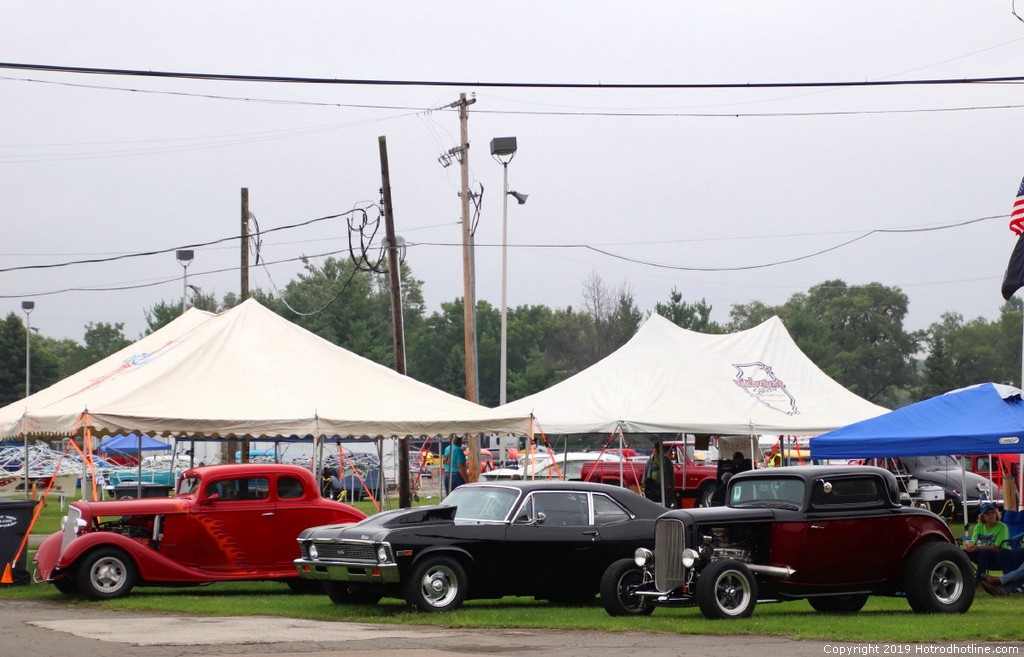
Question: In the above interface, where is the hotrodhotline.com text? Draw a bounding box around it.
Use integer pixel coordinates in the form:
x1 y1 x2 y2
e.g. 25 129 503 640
824 646 1020 656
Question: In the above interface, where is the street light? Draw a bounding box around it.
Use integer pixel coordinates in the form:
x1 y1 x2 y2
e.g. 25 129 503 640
175 250 194 314
21 300 34 499
490 137 525 407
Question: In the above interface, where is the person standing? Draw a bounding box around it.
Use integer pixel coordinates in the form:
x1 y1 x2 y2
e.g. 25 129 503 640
644 443 675 507
442 436 468 495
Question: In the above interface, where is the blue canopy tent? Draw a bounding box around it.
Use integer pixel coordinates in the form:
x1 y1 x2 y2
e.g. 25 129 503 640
98 434 174 498
809 383 1024 459
99 434 173 453
810 383 1024 527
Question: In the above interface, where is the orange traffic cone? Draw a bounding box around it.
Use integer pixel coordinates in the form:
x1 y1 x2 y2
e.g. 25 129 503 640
1 562 13 585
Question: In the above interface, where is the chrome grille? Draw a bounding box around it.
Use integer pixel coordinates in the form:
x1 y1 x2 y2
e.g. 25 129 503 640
304 541 378 562
60 506 82 552
654 517 686 592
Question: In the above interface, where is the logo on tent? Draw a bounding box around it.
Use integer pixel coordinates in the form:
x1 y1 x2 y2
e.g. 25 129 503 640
732 362 799 415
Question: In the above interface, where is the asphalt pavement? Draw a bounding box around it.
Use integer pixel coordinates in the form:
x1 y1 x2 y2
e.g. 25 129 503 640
3 597 1020 657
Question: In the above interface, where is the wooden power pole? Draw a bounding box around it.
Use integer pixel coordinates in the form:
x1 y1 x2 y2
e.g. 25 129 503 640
234 187 250 465
452 93 480 482
378 136 412 507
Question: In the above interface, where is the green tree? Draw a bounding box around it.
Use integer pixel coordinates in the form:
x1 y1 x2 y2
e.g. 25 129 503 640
144 290 221 335
655 289 722 333
726 300 780 331
407 298 473 399
921 306 1020 396
580 273 642 362
783 280 919 406
270 257 425 370
0 312 60 406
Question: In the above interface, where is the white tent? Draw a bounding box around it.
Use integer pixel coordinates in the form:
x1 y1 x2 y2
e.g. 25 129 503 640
501 314 887 436
0 299 530 439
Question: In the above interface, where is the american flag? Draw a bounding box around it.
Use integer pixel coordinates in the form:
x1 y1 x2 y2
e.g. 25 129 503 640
1011 176 1024 235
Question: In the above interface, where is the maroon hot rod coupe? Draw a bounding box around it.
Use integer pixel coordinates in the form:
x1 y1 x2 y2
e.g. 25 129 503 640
601 465 975 619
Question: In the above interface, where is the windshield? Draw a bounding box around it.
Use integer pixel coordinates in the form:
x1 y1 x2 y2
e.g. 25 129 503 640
177 476 200 495
729 477 805 509
441 485 520 521
910 455 959 470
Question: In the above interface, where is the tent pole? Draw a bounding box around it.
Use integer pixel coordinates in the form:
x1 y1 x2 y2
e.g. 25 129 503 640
136 434 143 498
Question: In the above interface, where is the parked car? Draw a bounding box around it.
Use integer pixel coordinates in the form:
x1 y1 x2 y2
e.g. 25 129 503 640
480 451 623 482
956 454 1019 491
33 463 366 599
294 480 666 612
896 455 1001 517
601 465 974 619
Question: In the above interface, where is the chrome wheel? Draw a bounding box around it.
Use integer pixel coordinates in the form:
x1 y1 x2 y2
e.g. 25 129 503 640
404 556 467 612
76 548 137 600
419 564 459 608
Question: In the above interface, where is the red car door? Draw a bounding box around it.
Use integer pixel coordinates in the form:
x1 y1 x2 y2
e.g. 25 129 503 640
188 476 276 574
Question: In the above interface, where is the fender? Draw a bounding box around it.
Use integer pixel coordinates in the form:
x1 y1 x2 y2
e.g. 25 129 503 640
50 531 219 584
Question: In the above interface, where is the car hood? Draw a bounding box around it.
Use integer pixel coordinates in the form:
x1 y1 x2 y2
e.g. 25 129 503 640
299 505 457 541
73 497 192 516
660 506 780 524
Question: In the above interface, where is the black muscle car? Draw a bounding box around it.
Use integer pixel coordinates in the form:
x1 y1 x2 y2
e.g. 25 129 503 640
295 480 666 612
601 465 975 619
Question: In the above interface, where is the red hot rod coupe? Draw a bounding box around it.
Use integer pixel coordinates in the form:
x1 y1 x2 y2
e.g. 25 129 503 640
34 463 365 599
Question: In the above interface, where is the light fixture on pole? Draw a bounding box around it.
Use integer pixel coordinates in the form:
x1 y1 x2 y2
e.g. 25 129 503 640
21 300 34 499
490 136 522 407
175 250 194 315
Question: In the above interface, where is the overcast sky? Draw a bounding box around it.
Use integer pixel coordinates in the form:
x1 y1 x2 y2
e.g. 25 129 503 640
3 2 1024 343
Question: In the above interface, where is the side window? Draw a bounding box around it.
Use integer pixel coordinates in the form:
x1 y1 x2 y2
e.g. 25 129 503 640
277 476 304 500
208 477 270 501
811 477 883 508
530 492 590 526
593 494 630 526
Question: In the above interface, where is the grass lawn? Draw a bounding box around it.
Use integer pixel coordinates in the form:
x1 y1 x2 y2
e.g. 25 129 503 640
1 579 1021 643
3 493 1021 643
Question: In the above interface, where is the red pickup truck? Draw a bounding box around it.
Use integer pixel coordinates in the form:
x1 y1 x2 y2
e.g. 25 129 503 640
579 441 720 507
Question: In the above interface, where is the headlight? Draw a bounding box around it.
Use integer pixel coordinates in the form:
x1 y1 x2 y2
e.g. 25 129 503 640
681 548 699 568
377 546 389 563
308 543 319 560
634 547 654 567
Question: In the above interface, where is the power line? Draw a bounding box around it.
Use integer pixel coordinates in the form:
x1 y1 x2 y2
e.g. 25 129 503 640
5 74 1024 121
4 61 1024 89
0 212 1002 299
0 208 369 274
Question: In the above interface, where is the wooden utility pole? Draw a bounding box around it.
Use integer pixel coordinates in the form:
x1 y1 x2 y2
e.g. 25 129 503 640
450 93 480 482
234 187 250 465
378 136 412 507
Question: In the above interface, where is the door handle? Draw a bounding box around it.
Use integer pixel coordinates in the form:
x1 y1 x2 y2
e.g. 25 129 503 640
810 524 825 530
261 512 275 517
582 530 599 538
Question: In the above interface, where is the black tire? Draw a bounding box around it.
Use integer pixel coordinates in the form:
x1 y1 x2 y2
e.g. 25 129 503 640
600 558 655 616
904 542 974 614
75 547 137 600
285 578 322 594
695 559 757 620
52 575 78 595
697 483 717 508
808 593 869 614
324 581 383 605
403 556 468 612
